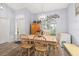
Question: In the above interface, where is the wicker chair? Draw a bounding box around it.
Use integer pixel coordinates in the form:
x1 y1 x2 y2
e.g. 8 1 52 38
49 37 59 56
33 35 49 56
19 34 34 56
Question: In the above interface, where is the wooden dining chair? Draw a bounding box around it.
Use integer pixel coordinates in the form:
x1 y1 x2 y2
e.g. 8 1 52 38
50 42 59 55
18 34 34 56
33 35 49 56
49 37 60 56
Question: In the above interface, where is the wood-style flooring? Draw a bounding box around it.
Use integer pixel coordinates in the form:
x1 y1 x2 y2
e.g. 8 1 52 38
0 42 69 56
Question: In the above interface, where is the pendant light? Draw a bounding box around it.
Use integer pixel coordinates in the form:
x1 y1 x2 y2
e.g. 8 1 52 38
40 4 46 21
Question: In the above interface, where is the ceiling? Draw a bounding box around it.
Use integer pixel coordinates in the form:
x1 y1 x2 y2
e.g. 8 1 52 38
6 3 69 14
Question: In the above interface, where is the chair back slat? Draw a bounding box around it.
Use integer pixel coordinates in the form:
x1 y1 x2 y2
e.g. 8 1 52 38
33 35 48 47
20 34 31 44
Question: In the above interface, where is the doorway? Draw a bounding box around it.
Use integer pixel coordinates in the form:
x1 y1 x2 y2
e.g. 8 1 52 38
15 15 26 41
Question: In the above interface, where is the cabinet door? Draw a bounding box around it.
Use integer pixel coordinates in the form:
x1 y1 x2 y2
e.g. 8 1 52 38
31 24 36 34
31 23 41 34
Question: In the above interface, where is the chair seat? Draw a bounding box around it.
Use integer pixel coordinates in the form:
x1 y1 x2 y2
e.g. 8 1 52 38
20 44 33 49
35 46 47 52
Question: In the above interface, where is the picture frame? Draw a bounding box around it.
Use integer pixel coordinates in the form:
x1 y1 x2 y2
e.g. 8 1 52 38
75 3 79 15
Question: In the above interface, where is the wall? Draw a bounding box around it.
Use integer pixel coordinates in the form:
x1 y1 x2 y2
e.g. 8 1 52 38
30 14 37 23
67 3 79 46
1 3 79 45
15 8 32 41
0 4 33 43
0 4 15 44
34 8 68 34
9 6 15 42
15 8 32 34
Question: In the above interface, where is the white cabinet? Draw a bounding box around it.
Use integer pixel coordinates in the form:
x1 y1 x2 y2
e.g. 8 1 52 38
59 33 71 47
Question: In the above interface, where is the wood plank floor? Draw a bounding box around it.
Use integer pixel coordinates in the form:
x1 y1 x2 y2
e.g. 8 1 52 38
0 42 69 56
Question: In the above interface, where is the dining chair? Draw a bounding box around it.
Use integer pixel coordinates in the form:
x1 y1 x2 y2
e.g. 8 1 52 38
35 31 41 35
33 35 49 56
18 34 34 56
49 37 59 56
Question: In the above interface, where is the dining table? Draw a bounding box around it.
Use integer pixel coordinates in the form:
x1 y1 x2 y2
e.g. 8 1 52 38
20 34 58 55
21 35 57 44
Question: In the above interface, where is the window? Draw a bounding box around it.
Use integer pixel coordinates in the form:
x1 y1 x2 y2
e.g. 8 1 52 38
38 14 59 36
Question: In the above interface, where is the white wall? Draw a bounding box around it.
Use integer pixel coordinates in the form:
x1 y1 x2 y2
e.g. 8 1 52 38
34 9 68 34
15 8 32 34
30 14 37 23
0 4 15 44
2 3 79 45
67 3 79 46
0 3 33 43
15 8 33 41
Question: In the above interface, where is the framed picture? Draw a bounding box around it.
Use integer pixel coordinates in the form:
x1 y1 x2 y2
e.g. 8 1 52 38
75 3 79 15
